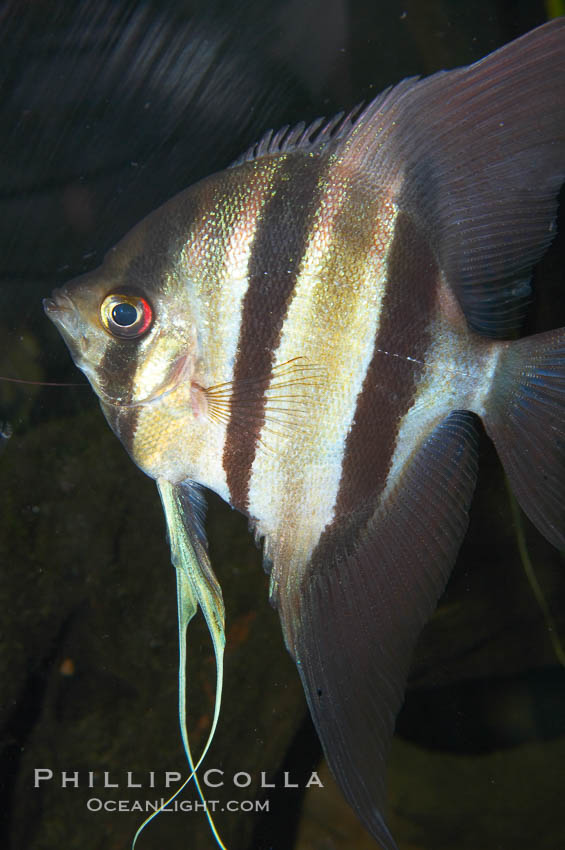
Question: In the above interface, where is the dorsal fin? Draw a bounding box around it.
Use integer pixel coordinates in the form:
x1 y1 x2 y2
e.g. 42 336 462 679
337 18 565 337
230 101 366 166
233 19 565 338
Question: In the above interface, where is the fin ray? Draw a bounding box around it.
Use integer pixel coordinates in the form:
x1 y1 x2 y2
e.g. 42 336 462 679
483 328 565 550
341 18 565 336
230 104 365 166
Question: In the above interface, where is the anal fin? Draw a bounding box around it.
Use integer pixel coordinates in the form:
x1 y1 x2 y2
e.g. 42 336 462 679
276 411 479 848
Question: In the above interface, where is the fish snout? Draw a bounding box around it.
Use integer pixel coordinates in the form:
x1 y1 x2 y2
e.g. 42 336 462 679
43 289 81 338
43 288 75 316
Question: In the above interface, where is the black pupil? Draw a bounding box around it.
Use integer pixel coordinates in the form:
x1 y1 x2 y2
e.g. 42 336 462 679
112 302 138 327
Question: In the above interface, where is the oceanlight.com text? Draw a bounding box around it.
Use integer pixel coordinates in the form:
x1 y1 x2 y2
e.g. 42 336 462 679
86 797 270 814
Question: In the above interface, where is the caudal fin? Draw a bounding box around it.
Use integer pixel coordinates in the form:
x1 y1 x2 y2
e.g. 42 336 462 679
483 328 565 550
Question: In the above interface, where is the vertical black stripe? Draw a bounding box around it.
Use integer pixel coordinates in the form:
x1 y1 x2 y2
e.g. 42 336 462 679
312 212 439 562
100 402 140 452
97 184 207 405
223 153 327 512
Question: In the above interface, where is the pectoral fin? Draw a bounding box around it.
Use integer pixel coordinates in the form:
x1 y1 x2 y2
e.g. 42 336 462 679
133 479 226 849
275 411 479 849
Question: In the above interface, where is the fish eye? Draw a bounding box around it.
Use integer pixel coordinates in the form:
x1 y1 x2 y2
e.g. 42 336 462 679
100 293 153 339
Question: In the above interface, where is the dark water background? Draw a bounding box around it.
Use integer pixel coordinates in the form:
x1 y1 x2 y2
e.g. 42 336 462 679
1 1 565 848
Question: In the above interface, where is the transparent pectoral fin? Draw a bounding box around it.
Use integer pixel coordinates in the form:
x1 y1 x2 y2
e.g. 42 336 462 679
132 478 226 850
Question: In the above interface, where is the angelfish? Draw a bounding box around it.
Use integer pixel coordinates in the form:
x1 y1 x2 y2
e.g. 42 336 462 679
44 19 565 849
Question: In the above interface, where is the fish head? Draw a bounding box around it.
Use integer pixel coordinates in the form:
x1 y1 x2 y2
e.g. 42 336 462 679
43 161 277 486
43 192 208 480
44 263 196 407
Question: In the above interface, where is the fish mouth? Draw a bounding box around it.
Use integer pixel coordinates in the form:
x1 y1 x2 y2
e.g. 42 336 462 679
44 288 94 370
43 291 81 337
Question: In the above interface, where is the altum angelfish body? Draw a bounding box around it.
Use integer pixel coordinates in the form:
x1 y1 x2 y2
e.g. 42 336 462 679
45 19 565 849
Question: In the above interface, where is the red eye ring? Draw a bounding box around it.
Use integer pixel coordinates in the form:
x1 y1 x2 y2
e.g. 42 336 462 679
100 293 153 339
